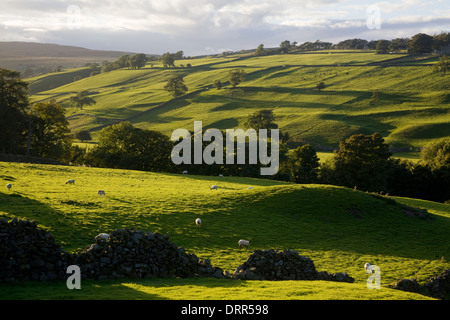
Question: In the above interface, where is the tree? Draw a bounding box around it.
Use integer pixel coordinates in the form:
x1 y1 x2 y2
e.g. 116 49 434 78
128 53 146 69
87 121 173 172
245 109 278 131
376 40 391 53
0 68 29 154
255 44 265 56
389 38 409 52
213 80 223 90
408 33 434 53
173 51 184 59
421 138 450 170
28 100 72 161
331 132 391 192
228 69 246 88
288 144 320 183
161 52 175 68
316 82 325 91
279 40 292 54
164 75 188 98
433 55 449 75
75 130 92 142
69 91 96 110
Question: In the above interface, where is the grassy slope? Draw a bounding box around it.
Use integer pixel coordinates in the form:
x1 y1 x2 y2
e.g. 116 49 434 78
26 51 450 149
1 161 449 300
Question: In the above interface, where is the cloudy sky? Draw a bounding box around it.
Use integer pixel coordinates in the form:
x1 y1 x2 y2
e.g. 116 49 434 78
0 0 449 55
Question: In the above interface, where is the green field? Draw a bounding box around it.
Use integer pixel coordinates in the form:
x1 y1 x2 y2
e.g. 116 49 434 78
26 51 450 150
1 161 449 300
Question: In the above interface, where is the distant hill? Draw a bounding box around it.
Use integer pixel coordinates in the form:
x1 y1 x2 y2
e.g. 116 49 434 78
0 41 158 75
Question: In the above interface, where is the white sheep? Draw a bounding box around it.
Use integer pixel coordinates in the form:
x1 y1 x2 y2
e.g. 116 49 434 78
182 170 188 174
66 179 75 185
195 218 202 227
218 174 224 178
6 183 12 191
364 262 373 274
98 190 106 196
95 233 110 242
238 239 251 248
210 185 218 190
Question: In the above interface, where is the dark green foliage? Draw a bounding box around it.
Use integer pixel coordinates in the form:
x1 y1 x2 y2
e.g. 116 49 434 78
85 122 173 172
28 100 73 162
287 144 320 183
164 75 188 98
0 68 29 154
328 133 391 192
228 69 246 88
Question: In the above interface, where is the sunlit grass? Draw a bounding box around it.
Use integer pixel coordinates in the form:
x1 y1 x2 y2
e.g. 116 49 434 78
1 162 449 299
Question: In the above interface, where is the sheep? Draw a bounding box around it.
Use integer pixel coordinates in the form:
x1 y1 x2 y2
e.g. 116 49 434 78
95 233 110 242
364 262 373 274
66 179 75 185
6 183 12 191
238 239 251 248
210 185 218 190
182 170 188 174
97 190 106 196
218 174 224 178
195 218 202 227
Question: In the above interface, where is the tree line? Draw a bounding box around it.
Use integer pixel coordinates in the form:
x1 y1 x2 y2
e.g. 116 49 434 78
251 32 450 56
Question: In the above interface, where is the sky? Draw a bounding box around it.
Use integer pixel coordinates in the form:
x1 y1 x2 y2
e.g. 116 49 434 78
0 0 449 56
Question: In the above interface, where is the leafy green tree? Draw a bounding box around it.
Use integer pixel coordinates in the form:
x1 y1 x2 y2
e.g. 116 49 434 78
69 91 96 110
161 52 175 68
213 80 223 90
433 55 449 75
228 69 246 88
316 82 325 91
245 109 278 131
332 132 392 192
389 38 409 52
421 138 450 170
376 40 391 53
128 53 146 69
164 75 188 98
75 130 92 142
288 144 320 183
87 122 173 172
408 33 434 53
279 40 292 53
28 100 72 161
0 68 29 154
255 44 265 56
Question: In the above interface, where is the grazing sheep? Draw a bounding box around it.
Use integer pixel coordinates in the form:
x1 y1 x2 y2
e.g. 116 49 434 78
195 218 202 227
218 174 224 178
238 239 251 248
364 262 373 274
182 170 188 174
66 179 75 185
210 185 218 190
6 183 12 191
97 190 106 196
95 233 110 242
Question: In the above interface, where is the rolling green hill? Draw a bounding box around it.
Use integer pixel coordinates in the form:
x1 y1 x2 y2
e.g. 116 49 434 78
26 50 450 150
1 161 449 299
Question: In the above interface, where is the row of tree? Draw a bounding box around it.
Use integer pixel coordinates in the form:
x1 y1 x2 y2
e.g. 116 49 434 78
267 32 450 56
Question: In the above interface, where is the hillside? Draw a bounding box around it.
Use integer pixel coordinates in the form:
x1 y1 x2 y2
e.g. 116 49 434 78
27 51 450 150
0 41 144 74
0 161 449 299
